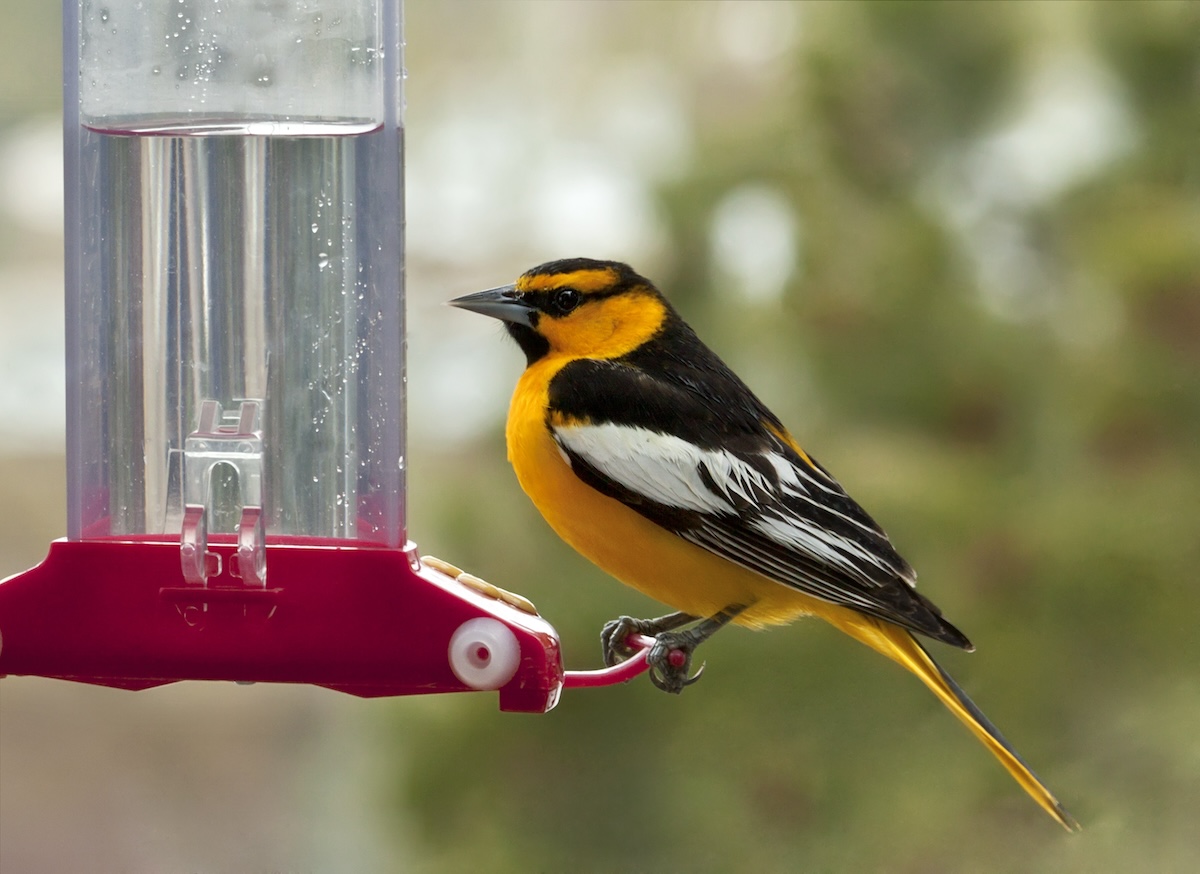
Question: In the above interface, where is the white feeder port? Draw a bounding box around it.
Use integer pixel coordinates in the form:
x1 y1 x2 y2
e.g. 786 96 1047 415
448 618 522 691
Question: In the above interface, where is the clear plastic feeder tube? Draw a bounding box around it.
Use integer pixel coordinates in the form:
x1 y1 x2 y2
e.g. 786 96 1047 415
64 1 405 550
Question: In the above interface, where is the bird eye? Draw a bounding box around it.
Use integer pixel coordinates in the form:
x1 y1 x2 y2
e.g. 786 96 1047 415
552 288 582 315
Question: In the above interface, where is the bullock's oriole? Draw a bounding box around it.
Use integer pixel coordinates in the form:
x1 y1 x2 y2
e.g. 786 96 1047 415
449 257 1077 830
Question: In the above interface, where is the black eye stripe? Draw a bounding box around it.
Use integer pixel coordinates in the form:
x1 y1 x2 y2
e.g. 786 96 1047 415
523 286 599 316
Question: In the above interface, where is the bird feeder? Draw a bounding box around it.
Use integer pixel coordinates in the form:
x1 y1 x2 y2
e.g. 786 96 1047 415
0 0 650 711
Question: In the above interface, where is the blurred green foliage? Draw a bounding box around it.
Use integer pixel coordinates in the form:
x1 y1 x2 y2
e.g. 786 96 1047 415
0 3 60 117
399 1 1200 871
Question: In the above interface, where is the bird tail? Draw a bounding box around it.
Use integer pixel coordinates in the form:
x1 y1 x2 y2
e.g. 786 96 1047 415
830 611 1079 831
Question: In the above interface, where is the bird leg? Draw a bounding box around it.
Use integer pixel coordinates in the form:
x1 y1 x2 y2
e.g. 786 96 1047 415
601 611 697 667
602 605 746 694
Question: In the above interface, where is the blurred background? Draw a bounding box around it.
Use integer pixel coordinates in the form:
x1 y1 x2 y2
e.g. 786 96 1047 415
2 0 1199 870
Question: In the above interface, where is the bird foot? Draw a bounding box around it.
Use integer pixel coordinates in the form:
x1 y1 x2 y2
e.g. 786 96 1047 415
601 607 740 694
601 612 695 667
600 615 707 694
646 631 706 694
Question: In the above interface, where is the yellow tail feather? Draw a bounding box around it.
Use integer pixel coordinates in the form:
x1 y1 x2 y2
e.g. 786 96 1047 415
829 611 1079 831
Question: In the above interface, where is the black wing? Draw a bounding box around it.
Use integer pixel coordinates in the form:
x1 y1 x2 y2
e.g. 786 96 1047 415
548 356 971 648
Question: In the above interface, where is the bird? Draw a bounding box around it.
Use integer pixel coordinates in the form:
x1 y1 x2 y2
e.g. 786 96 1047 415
449 257 1077 831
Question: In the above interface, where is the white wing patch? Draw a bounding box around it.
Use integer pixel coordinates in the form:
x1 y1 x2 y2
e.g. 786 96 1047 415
553 422 746 515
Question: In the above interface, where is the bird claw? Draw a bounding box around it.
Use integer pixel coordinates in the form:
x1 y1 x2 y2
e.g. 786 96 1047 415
600 615 644 667
645 634 705 695
647 657 705 694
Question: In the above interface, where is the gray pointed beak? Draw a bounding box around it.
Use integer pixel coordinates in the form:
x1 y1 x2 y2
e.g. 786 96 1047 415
448 284 536 328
